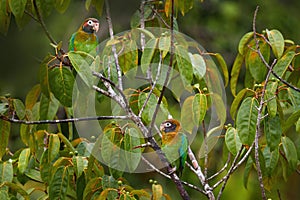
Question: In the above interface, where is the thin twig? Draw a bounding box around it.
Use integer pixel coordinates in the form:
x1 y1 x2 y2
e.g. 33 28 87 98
203 120 208 179
150 6 171 29
187 147 215 200
142 156 205 194
138 52 163 118
144 1 190 199
252 6 268 200
32 0 57 46
207 153 231 181
147 0 175 138
105 0 123 91
216 147 244 200
0 115 129 125
140 0 146 51
24 10 39 22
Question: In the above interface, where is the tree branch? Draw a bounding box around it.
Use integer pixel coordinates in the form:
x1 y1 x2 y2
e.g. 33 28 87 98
105 0 123 91
216 146 243 200
32 0 57 46
0 115 129 124
252 6 267 200
187 147 215 199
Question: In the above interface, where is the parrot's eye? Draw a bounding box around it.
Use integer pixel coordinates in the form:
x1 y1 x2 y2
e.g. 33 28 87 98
165 122 173 128
87 20 93 26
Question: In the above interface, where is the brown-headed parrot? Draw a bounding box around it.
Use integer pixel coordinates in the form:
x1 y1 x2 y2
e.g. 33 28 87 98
160 119 188 176
69 18 99 56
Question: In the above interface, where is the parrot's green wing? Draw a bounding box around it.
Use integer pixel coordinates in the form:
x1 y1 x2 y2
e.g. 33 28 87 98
69 31 98 56
162 132 188 176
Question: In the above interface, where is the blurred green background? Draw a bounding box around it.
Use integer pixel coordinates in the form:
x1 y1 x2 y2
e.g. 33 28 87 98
1 0 300 199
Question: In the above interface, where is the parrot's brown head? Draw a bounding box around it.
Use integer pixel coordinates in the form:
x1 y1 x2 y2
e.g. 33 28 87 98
160 119 181 134
81 18 99 34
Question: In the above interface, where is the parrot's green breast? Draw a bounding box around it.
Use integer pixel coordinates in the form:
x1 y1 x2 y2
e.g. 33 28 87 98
69 30 98 56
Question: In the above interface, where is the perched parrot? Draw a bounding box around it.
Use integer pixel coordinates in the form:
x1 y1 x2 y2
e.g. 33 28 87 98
69 18 99 55
160 119 188 176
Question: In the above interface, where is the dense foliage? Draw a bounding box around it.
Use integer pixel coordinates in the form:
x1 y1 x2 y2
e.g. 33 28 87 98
0 0 300 199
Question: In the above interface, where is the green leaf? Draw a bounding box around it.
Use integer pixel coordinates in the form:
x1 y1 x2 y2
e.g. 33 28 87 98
225 127 242 155
230 53 244 97
2 181 30 200
39 93 60 122
181 96 194 134
283 110 300 133
238 32 254 55
243 156 253 189
0 191 8 199
8 0 27 19
0 0 11 35
141 38 158 74
76 173 86 200
0 160 13 183
101 126 125 176
91 0 104 16
211 93 226 126
25 84 41 110
20 124 30 146
287 88 300 109
214 53 229 87
230 88 255 120
13 99 26 119
271 51 295 79
101 175 118 199
263 146 279 176
118 40 138 74
296 118 300 133
130 5 153 28
73 156 84 177
266 29 285 58
39 55 52 98
25 168 43 182
159 35 170 58
18 148 31 174
35 0 55 17
40 149 50 183
49 67 74 107
177 0 194 16
0 104 8 116
192 93 207 125
236 97 259 145
85 0 92 10
175 45 193 88
138 92 157 124
281 136 298 171
264 115 281 151
68 51 95 88
246 39 270 83
244 60 255 89
49 166 69 200
189 53 206 80
265 81 278 118
124 128 142 172
48 134 60 162
0 120 10 160
55 0 70 13
83 177 102 199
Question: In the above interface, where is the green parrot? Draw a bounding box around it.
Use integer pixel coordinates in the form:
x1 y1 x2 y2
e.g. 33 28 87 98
69 18 99 56
160 119 188 176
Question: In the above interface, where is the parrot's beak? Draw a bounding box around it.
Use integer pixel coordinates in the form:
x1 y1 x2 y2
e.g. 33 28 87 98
93 22 99 32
